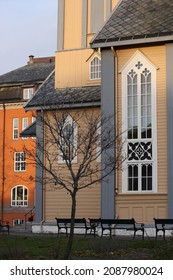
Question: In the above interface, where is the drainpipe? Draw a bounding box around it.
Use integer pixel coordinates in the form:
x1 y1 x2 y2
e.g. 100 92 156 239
1 103 6 222
40 110 45 233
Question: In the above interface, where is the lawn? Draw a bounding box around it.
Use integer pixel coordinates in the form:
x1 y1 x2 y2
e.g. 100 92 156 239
0 234 173 259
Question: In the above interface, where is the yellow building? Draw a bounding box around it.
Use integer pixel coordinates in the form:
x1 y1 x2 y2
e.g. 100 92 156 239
25 0 173 234
91 0 173 225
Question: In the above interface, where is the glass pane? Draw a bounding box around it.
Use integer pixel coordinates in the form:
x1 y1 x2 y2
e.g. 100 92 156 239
142 178 146 190
133 84 137 95
148 164 152 176
134 74 137 84
127 75 132 85
141 74 145 83
128 179 132 191
128 165 133 177
133 96 137 106
134 178 138 191
128 97 133 106
142 165 146 176
133 127 138 139
147 73 151 83
147 83 151 93
133 106 137 117
134 165 138 177
12 188 15 200
127 85 132 95
141 84 146 95
148 178 152 190
17 187 23 200
128 107 133 117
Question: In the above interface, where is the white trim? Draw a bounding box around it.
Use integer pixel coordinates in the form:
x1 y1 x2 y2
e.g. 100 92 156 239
11 185 28 207
14 151 26 172
23 87 34 100
13 118 19 140
89 55 101 80
122 51 157 193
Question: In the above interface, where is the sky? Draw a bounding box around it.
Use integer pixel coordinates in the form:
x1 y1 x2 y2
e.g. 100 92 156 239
0 0 57 75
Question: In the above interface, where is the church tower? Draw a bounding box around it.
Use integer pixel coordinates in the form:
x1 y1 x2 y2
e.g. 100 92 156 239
55 0 119 88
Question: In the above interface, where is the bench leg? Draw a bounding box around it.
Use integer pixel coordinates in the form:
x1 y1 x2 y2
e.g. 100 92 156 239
163 230 165 240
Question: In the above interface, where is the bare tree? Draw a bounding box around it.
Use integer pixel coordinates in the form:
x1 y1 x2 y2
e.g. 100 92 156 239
24 107 125 259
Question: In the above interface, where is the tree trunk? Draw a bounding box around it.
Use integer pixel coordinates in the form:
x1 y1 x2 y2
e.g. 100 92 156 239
63 189 77 259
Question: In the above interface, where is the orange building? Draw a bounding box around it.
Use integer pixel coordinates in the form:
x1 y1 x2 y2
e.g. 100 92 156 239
0 56 54 226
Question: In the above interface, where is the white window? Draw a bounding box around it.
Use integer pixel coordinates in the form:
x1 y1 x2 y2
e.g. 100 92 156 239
11 186 28 206
122 51 157 193
14 152 26 172
13 219 24 226
22 118 28 139
58 116 77 163
90 56 101 80
13 118 19 140
23 88 34 100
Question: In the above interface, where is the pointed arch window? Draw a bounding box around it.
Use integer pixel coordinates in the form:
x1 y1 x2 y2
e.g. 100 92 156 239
58 116 77 163
122 52 157 193
90 56 101 80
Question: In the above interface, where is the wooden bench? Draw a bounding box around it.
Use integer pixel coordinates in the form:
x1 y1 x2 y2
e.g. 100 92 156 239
154 218 173 239
0 220 10 235
100 218 144 239
55 218 91 236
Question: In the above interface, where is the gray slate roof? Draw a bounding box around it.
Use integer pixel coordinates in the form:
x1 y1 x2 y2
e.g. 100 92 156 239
91 0 173 48
25 71 101 110
0 62 55 85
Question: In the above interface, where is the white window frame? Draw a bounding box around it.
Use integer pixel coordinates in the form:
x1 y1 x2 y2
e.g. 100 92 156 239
122 51 157 193
58 115 78 163
14 152 26 172
22 118 28 139
11 186 28 207
23 88 34 100
13 118 19 140
89 55 101 80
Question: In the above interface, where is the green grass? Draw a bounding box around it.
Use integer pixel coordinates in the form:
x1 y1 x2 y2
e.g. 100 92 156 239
0 234 173 259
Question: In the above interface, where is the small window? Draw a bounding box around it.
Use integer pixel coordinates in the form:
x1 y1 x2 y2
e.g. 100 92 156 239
90 56 101 80
13 219 24 226
22 118 28 139
23 88 34 100
14 152 26 172
13 118 19 140
11 186 28 206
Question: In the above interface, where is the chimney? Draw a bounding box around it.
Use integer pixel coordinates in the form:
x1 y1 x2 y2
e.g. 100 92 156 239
28 55 34 65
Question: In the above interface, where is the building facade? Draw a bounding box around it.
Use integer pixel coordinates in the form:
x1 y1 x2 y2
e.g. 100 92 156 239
91 0 173 224
0 56 54 226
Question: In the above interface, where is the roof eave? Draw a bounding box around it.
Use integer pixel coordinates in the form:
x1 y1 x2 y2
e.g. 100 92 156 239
25 101 101 111
91 35 173 49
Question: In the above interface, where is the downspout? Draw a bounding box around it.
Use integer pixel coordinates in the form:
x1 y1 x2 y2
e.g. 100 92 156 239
40 109 45 232
111 47 118 218
1 103 6 222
